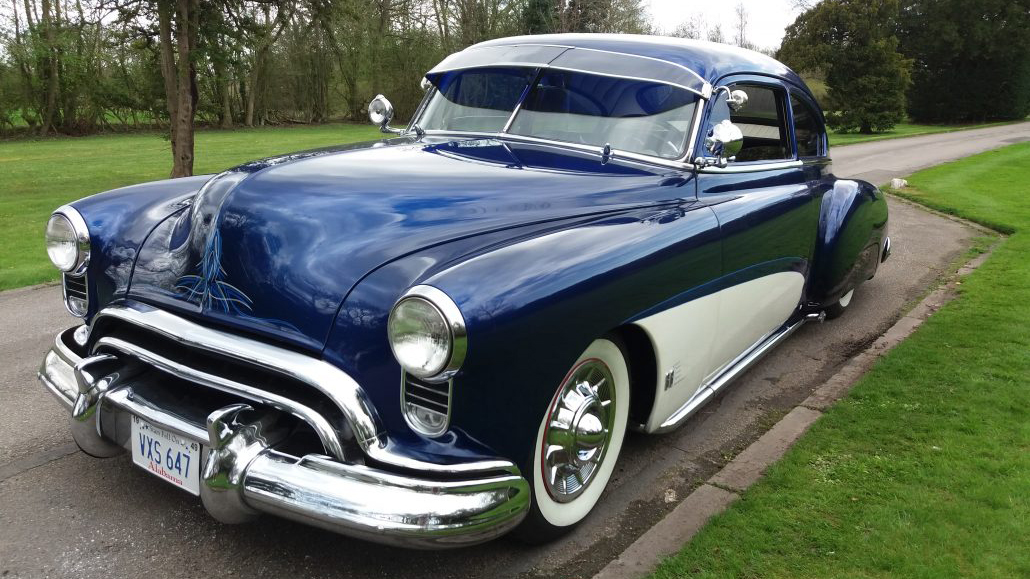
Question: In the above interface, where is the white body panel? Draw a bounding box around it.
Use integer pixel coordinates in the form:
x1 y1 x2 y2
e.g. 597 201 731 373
635 271 805 432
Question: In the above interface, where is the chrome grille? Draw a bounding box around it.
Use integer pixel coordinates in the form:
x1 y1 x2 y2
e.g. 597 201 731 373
88 314 358 460
62 273 88 317
402 374 451 436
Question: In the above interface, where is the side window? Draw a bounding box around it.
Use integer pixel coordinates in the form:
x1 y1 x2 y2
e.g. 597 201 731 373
709 83 791 162
791 93 823 158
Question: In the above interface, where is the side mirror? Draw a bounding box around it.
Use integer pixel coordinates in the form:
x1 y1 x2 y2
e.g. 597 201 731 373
727 89 748 111
368 94 401 134
697 119 743 168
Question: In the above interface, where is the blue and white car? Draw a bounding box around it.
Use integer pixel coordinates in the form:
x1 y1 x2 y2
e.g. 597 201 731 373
39 34 890 547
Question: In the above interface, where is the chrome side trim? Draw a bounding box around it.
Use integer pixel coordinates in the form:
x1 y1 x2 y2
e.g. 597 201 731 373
655 314 813 432
93 335 348 461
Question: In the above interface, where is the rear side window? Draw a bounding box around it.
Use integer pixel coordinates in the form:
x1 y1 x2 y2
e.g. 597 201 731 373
709 83 791 162
791 94 823 157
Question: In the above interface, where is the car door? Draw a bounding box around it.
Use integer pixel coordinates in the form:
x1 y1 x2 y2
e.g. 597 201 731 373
696 76 822 382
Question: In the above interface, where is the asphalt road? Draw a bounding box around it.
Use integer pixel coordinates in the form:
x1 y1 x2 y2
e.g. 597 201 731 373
1 123 1027 579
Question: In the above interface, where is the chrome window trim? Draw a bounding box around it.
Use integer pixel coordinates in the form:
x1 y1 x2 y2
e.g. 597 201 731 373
392 284 468 383
697 160 803 173
51 204 91 275
419 130 699 171
405 85 436 133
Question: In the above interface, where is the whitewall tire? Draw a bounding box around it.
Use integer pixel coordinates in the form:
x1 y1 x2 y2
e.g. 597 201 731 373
516 338 631 540
825 288 855 319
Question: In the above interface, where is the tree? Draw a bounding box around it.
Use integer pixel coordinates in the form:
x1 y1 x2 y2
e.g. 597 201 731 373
899 0 1030 123
155 0 201 177
779 0 911 133
672 14 704 40
733 2 750 49
706 22 725 44
523 0 556 34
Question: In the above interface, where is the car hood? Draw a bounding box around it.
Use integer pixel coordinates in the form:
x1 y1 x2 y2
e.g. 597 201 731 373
129 136 689 351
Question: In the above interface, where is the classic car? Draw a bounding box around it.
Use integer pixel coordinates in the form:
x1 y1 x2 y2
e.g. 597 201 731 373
38 33 890 548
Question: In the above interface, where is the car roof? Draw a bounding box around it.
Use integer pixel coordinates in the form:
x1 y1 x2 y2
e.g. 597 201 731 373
472 34 808 93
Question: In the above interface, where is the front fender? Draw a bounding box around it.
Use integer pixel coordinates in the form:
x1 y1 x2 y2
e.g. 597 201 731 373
809 179 888 306
70 175 211 318
327 201 721 471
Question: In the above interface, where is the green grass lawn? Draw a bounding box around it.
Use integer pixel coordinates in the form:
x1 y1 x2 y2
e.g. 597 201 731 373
827 120 1022 147
653 142 1030 577
0 123 382 290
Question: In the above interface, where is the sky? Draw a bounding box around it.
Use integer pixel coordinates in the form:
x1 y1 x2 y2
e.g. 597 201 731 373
646 0 805 52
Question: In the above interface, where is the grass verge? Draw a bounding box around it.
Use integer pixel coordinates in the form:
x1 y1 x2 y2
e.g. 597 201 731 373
827 120 1023 147
0 123 382 290
652 142 1030 578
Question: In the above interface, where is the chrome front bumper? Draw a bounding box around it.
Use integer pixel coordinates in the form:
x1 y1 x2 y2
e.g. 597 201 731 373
39 320 529 548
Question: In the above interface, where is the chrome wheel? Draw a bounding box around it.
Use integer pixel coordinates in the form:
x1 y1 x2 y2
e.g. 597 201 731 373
541 360 616 503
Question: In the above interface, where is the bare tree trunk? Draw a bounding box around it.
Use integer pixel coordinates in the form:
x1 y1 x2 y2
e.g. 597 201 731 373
157 0 198 177
157 1 178 146
213 47 233 129
171 0 198 177
40 0 60 135
245 61 258 126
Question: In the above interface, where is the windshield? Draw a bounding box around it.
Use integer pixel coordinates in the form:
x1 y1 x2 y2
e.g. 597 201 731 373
419 67 698 160
508 70 696 159
419 67 534 133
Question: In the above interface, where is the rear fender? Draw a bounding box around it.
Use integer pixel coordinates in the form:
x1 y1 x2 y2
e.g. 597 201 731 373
809 179 888 307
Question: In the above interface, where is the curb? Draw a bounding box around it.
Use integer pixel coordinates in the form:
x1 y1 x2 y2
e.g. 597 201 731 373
592 232 999 579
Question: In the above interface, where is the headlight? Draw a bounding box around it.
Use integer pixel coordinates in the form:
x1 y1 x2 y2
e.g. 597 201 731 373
387 285 467 381
45 207 89 274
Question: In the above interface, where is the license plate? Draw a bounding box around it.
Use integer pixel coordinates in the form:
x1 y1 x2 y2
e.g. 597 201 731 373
130 415 201 495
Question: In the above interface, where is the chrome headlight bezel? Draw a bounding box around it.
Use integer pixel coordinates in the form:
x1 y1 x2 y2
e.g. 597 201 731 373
45 206 90 275
387 285 467 383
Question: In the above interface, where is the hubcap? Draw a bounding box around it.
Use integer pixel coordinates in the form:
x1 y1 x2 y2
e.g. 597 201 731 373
541 360 616 502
